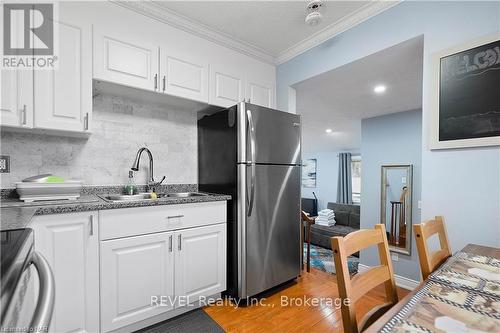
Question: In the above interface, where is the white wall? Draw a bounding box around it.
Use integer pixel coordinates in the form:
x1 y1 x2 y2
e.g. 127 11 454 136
277 2 500 279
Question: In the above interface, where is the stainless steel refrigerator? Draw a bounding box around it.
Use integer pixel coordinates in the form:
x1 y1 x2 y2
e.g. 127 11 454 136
198 102 301 299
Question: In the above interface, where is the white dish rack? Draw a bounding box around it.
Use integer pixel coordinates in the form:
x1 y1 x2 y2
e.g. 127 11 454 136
15 181 83 202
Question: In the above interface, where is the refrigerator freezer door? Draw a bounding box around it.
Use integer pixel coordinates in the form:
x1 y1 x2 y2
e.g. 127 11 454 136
238 164 301 298
238 103 301 165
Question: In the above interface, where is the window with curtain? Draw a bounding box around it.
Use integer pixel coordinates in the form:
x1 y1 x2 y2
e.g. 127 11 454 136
351 156 361 204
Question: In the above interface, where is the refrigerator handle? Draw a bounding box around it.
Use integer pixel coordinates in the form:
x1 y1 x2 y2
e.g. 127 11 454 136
246 109 256 217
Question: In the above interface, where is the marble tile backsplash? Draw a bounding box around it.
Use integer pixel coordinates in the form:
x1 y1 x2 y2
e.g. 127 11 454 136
0 94 198 188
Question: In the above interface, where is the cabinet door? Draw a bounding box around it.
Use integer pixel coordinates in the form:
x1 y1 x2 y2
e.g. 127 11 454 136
34 18 92 132
160 48 208 102
31 211 99 333
1 70 33 128
175 224 226 304
0 4 33 128
100 232 175 332
209 64 244 108
246 76 275 108
93 26 159 92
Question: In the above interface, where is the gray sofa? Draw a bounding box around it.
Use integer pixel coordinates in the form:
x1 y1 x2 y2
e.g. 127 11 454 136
309 203 360 249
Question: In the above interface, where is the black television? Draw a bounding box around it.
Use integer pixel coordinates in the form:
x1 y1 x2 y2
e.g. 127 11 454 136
301 197 318 216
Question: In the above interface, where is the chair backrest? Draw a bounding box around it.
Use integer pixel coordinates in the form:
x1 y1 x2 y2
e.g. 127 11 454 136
331 224 398 333
413 216 451 280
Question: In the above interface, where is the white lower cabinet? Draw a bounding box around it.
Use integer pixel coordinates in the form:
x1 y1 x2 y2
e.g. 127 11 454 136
100 232 175 332
31 211 99 333
100 223 226 332
175 224 226 304
31 202 227 333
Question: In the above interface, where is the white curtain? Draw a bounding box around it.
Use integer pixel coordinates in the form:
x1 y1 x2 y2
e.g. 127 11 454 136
337 153 353 204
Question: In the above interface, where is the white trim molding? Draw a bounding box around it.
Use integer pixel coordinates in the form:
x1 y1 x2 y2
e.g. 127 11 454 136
358 264 420 291
111 0 275 64
275 1 401 64
111 0 401 66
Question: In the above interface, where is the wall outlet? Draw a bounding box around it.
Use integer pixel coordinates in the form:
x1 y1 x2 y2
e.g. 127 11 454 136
391 253 399 262
401 176 407 184
0 156 10 173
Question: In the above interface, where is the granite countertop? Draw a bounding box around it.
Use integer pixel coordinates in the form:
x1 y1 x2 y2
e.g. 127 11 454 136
1 185 231 231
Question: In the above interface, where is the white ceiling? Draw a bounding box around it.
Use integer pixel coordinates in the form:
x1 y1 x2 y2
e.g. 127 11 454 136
155 1 369 56
294 36 424 153
119 1 399 64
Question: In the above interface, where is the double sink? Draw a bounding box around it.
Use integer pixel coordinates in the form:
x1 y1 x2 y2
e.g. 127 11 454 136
99 192 207 203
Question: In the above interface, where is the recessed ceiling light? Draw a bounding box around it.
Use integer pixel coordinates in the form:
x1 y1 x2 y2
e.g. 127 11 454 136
325 128 332 133
374 85 387 94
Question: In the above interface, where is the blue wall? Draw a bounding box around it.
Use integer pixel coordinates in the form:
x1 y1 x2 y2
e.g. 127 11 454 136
302 151 339 210
278 1 500 281
361 110 422 280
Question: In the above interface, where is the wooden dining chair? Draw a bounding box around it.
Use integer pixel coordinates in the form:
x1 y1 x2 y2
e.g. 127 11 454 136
301 211 315 272
331 224 398 333
413 216 451 280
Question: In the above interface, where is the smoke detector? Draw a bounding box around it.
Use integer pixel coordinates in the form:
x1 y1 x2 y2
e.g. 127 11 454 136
305 0 324 27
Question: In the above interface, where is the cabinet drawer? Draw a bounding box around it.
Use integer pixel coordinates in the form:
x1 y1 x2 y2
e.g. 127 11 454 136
99 201 226 240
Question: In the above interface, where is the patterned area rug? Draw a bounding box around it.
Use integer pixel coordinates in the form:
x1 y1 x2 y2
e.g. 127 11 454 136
303 243 359 275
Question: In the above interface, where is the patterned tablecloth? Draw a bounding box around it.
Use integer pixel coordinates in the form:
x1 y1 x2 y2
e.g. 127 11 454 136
379 250 500 332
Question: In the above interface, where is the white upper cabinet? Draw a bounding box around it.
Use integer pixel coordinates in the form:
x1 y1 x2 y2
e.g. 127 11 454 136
31 211 99 333
0 4 33 129
160 47 209 102
246 74 275 109
93 26 160 92
209 64 244 108
34 16 92 133
0 70 33 128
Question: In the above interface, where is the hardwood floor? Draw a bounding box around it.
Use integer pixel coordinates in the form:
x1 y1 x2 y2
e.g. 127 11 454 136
203 268 410 333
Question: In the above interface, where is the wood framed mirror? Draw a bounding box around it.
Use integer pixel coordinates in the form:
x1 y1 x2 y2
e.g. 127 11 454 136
381 165 413 255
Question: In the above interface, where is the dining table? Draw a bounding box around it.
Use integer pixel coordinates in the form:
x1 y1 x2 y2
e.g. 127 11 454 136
365 244 500 332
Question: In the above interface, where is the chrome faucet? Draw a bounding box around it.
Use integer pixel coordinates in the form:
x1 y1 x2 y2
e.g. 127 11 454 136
131 147 165 191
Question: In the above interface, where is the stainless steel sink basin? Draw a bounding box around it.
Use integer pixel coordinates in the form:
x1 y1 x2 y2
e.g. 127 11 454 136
100 192 207 202
101 193 152 202
161 192 207 198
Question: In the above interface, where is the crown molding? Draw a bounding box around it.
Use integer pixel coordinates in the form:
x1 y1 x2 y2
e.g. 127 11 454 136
111 0 275 65
112 1 400 66
275 1 401 65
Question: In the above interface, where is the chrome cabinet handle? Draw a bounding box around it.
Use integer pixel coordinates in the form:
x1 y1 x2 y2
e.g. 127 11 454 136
30 252 55 332
162 75 166 92
178 234 182 251
22 104 27 125
167 214 184 219
89 215 94 236
84 113 89 131
169 235 173 252
246 109 256 217
154 74 158 91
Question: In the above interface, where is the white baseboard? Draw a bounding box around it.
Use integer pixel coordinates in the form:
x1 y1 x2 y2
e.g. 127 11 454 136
358 264 420 291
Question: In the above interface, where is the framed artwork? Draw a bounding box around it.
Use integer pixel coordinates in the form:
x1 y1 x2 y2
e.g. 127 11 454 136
430 33 500 149
302 159 317 188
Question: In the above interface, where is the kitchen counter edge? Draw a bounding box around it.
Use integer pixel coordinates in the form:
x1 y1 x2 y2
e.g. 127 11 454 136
1 193 231 231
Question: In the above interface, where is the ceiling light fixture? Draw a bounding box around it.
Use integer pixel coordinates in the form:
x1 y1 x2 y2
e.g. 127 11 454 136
305 0 324 27
325 128 332 133
373 85 387 94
